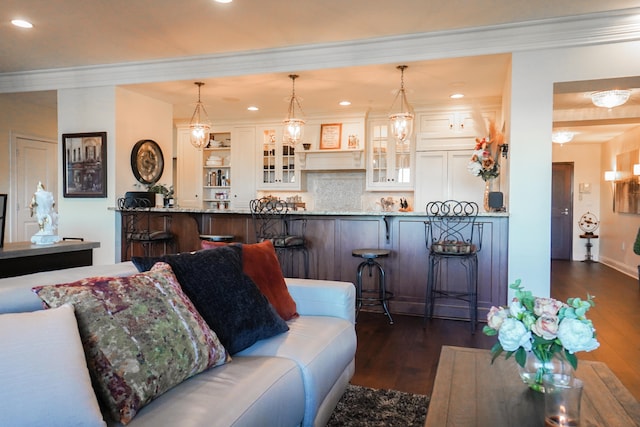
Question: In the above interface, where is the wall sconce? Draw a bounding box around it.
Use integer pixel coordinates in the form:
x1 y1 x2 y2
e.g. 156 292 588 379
604 170 620 211
499 143 509 159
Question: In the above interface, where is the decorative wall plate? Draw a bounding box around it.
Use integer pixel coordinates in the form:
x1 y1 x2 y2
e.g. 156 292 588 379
131 139 164 185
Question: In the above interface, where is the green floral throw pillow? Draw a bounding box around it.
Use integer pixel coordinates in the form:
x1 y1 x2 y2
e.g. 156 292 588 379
33 262 229 425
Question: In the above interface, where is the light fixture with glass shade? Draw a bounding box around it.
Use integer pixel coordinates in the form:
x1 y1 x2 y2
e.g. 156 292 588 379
283 74 305 145
552 131 575 144
189 82 211 149
590 89 631 109
388 65 414 143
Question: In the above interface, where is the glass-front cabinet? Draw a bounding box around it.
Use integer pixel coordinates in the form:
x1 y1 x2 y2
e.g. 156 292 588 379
257 125 300 190
367 119 413 190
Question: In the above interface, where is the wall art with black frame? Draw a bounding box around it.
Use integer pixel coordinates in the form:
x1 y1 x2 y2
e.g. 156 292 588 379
62 132 107 198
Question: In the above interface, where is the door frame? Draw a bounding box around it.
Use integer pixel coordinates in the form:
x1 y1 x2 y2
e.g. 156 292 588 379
9 132 58 242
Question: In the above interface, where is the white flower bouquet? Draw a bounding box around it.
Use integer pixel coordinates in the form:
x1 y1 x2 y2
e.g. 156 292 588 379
483 280 599 371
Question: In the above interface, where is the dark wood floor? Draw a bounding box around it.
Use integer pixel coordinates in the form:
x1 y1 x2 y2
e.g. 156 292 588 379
350 260 640 400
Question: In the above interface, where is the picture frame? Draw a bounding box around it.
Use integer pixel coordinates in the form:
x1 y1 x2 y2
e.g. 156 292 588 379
320 123 342 149
62 132 107 198
0 193 6 248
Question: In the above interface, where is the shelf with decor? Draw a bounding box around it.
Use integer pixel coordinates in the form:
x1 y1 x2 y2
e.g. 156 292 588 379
202 133 231 209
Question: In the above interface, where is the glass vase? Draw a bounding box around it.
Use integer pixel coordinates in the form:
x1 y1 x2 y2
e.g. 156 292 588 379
483 179 495 212
518 351 574 393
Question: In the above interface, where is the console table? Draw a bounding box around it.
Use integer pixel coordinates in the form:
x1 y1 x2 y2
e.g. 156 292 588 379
0 240 100 278
425 346 640 426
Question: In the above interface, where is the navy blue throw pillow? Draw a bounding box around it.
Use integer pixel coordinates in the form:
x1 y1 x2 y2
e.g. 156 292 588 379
132 246 288 354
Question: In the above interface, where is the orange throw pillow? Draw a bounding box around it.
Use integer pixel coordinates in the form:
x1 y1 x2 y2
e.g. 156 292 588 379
201 240 299 320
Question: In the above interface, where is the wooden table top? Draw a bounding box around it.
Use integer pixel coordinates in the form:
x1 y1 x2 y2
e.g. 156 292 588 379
425 346 640 427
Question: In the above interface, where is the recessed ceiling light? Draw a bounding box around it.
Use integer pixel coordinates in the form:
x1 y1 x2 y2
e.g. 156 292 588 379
450 93 464 99
247 106 259 111
11 19 33 28
214 0 233 3
339 101 351 106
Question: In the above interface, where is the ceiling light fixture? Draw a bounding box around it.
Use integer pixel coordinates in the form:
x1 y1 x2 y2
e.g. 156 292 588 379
552 131 575 144
247 106 259 111
283 74 305 145
450 93 464 99
189 82 211 149
11 19 33 28
590 90 631 109
339 101 351 106
388 65 414 143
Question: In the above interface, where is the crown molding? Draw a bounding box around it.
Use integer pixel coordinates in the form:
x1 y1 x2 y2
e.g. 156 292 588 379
1 8 639 94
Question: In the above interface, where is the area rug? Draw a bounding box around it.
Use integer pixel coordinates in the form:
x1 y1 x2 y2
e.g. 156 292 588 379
326 384 429 427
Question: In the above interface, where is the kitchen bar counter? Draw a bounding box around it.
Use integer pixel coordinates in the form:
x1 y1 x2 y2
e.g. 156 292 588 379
117 208 508 319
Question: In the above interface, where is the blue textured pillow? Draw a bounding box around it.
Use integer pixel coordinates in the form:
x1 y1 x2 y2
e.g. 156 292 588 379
132 246 288 354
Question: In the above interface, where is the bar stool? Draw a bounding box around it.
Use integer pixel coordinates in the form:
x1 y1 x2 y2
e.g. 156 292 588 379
352 248 393 324
200 235 235 243
424 200 482 333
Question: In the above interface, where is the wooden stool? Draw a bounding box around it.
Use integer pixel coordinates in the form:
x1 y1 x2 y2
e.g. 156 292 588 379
352 248 393 324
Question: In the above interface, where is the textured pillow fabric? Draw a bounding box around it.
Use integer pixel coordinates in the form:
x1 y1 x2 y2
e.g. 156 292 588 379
32 263 228 425
200 240 299 320
132 245 289 354
0 304 106 427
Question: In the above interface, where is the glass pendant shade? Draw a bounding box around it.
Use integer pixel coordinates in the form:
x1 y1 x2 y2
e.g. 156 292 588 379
388 65 414 143
189 82 211 149
283 74 305 145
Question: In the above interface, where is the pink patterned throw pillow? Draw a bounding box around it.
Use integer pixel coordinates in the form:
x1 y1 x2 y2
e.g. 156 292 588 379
33 262 229 425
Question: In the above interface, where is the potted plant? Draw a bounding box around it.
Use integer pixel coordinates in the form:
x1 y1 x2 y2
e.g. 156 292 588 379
147 183 174 207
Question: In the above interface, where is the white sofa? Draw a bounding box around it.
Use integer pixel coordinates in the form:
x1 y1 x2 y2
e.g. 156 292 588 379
0 262 357 427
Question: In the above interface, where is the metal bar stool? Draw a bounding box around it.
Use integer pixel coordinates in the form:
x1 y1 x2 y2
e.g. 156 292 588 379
424 200 483 333
200 235 235 243
352 248 393 324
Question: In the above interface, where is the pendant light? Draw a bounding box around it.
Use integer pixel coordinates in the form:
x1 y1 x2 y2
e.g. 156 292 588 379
283 74 305 145
388 65 414 143
189 82 211 149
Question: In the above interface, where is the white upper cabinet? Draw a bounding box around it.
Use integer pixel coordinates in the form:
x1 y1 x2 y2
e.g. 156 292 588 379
176 126 203 208
256 125 301 190
366 119 414 191
416 110 497 151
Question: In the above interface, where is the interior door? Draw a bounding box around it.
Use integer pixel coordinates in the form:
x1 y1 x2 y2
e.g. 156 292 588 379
13 135 58 242
551 162 573 260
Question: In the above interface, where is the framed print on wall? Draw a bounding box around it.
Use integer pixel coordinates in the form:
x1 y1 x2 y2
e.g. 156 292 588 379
320 123 342 149
62 132 107 198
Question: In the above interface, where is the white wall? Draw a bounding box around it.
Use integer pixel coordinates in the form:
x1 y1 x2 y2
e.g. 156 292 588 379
552 143 602 261
58 87 117 264
57 87 173 264
599 126 640 276
509 39 640 299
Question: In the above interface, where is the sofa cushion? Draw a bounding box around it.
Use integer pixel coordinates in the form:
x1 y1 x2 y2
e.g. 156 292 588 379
131 245 289 354
0 304 106 427
32 263 228 425
201 240 298 320
123 356 305 427
237 315 357 427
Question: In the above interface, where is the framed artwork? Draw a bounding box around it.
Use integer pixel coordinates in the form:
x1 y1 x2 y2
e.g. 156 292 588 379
0 193 6 248
320 123 342 149
62 132 107 198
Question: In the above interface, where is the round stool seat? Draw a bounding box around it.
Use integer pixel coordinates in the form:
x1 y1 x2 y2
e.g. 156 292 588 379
200 234 234 243
352 248 391 259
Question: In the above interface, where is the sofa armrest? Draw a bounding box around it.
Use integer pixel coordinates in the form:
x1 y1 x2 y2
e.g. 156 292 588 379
284 278 355 324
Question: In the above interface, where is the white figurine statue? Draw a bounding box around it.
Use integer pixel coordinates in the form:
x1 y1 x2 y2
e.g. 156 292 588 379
29 182 61 245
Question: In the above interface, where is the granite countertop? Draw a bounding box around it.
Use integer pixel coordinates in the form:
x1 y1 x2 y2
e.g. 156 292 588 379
114 207 509 217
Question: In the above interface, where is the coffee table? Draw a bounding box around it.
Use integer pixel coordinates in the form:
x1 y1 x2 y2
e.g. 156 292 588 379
425 346 640 426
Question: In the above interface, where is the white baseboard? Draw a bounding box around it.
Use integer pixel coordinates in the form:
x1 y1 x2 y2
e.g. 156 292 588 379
597 255 638 279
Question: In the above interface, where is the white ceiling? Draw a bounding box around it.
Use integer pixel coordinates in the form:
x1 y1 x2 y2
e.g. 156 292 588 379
3 0 640 143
